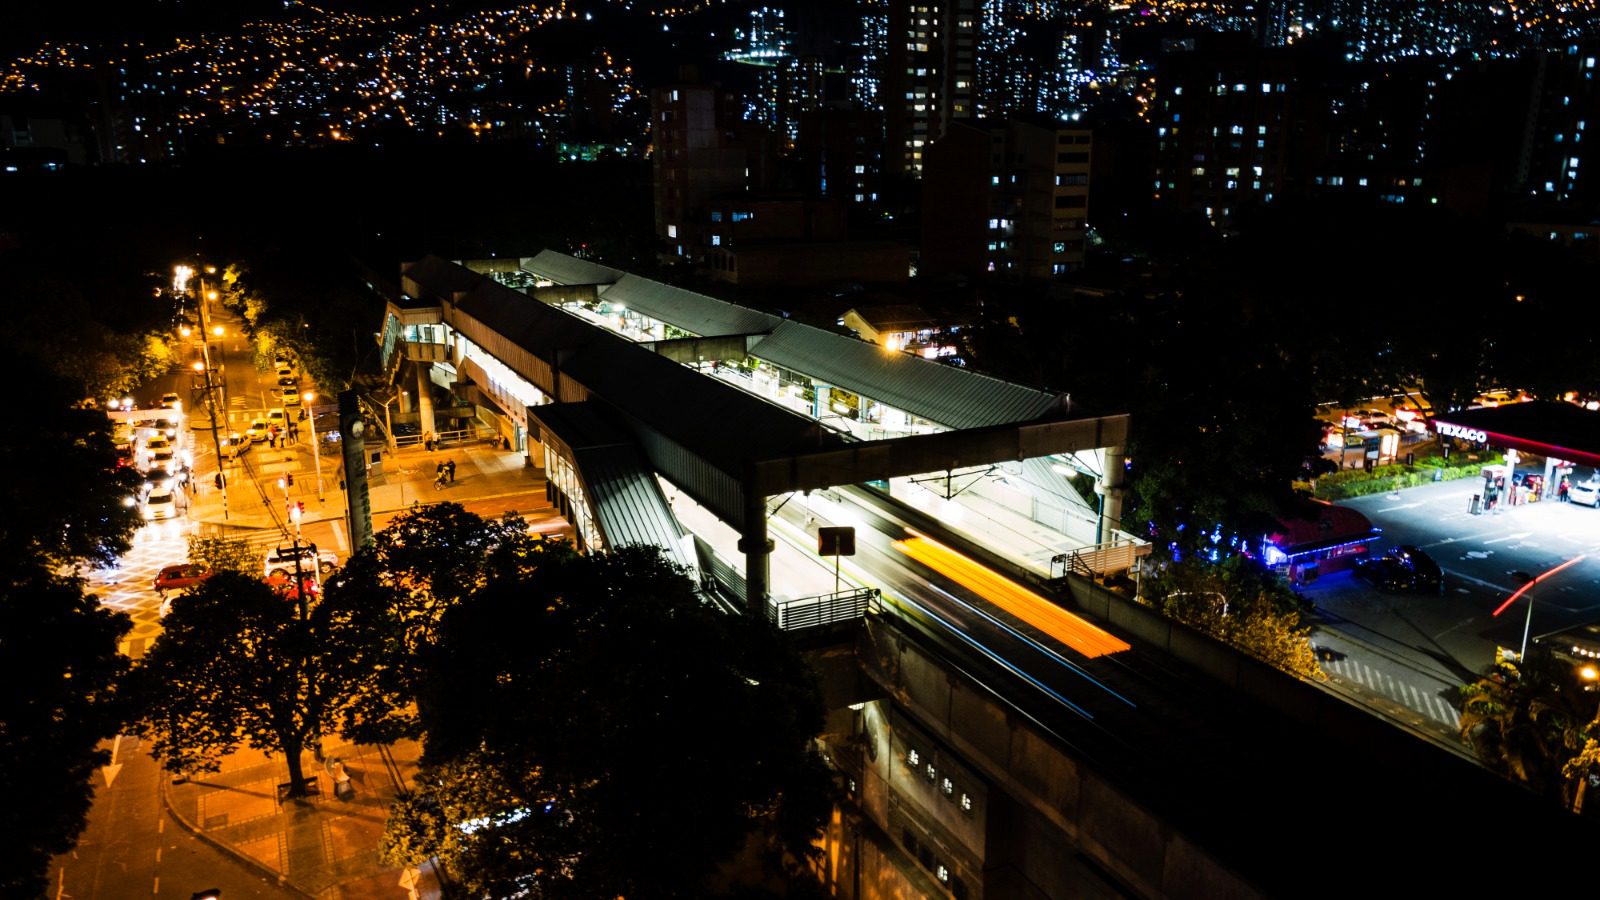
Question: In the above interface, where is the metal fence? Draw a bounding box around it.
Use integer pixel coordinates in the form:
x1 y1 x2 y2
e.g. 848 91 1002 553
767 588 880 631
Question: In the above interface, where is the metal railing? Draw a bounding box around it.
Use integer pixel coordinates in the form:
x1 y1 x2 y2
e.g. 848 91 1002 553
1051 535 1152 580
767 587 880 631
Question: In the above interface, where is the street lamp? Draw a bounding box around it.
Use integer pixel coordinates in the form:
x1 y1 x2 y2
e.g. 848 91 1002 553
303 391 323 500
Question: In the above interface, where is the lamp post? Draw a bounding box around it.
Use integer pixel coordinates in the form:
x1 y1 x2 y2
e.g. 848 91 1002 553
192 360 229 520
304 391 324 500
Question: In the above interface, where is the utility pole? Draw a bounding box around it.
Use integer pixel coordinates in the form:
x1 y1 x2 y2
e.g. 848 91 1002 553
193 274 229 520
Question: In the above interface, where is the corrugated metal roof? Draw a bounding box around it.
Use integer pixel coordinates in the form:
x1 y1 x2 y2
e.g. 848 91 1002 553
599 274 783 337
521 250 623 286
530 402 694 571
560 336 843 476
453 280 606 359
748 321 1066 429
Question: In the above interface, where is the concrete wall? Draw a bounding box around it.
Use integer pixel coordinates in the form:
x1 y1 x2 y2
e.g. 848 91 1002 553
823 620 1263 900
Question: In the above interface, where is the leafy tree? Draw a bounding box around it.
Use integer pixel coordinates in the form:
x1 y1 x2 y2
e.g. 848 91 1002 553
1459 650 1595 795
321 503 544 742
0 575 132 898
382 544 834 898
0 340 145 890
1143 556 1323 679
186 535 258 574
0 345 143 571
130 572 370 796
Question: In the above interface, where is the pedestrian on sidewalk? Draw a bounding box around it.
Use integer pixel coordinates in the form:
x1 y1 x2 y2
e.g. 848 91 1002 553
447 459 457 483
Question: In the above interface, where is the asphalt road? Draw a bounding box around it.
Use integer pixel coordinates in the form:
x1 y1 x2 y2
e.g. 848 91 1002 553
1309 475 1600 680
52 735 298 900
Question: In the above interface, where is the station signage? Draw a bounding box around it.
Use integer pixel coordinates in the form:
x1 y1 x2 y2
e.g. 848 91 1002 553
1435 421 1488 444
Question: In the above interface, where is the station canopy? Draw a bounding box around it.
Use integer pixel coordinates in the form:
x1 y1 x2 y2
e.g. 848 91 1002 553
1430 401 1600 468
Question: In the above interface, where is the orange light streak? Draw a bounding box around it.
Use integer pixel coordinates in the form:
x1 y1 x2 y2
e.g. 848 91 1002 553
894 532 1131 658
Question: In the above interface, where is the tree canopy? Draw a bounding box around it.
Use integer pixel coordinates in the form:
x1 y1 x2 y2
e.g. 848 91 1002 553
382 543 834 898
321 503 546 743
130 571 368 796
0 345 141 894
0 574 132 897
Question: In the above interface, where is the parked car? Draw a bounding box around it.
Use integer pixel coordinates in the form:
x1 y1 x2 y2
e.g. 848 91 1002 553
282 387 302 407
263 544 338 578
392 422 421 436
154 563 212 595
276 362 294 378
278 375 300 389
1571 480 1600 507
267 407 287 429
264 572 320 602
1357 408 1395 429
1354 546 1444 593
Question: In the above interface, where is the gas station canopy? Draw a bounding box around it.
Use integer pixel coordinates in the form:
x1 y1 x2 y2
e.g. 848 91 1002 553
1430 401 1600 468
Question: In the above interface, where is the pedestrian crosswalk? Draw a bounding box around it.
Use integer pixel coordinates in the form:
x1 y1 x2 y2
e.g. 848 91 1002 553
1319 651 1462 731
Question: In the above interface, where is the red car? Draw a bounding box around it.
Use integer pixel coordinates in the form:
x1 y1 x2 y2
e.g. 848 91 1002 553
154 564 213 595
264 572 320 602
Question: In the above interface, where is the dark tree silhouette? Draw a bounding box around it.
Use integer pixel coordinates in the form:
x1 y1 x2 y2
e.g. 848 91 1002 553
383 543 834 898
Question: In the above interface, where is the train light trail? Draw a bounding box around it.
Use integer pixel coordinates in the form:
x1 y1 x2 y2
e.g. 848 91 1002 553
894 531 1131 659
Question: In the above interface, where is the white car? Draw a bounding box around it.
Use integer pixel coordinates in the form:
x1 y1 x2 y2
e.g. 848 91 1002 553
144 487 178 521
222 432 249 460
1571 480 1600 508
160 392 182 410
264 544 338 578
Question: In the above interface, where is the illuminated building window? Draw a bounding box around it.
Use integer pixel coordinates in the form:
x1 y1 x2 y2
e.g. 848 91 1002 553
925 762 937 782
960 793 973 812
907 748 920 767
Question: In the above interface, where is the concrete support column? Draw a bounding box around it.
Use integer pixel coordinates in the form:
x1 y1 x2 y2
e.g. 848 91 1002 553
738 488 773 616
1097 446 1127 545
415 362 437 436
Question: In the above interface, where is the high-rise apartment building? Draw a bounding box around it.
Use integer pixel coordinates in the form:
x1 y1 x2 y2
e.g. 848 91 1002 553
922 118 1090 280
884 0 979 176
652 83 774 261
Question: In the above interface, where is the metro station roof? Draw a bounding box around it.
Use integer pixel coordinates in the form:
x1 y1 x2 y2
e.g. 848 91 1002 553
524 250 1071 430
747 322 1067 429
1431 401 1600 468
528 401 693 569
521 250 624 286
601 274 782 338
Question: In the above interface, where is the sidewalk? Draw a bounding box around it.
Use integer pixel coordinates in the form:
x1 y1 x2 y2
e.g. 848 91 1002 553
164 739 442 899
188 431 550 535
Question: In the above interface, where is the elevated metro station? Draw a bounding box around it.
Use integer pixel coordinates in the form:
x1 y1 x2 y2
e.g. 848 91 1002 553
378 252 1140 618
